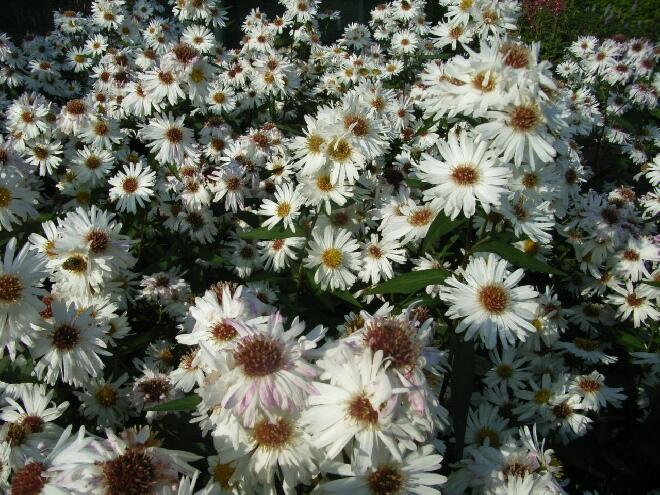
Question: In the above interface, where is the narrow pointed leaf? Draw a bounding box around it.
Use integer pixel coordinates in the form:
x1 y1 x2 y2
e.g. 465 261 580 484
364 269 449 295
422 213 467 251
145 395 201 412
238 226 303 240
475 240 566 276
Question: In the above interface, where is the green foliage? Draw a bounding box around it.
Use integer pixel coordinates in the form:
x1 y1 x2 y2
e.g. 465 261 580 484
519 0 658 63
364 269 450 295
145 395 202 412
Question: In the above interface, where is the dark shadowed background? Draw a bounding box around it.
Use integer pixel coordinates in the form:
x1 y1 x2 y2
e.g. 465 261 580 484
0 0 657 62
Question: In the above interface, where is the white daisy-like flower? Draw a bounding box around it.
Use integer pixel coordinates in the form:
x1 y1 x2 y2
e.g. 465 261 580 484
391 30 419 55
216 413 318 493
606 281 659 328
568 371 626 411
25 139 63 176
300 169 351 214
549 393 592 443
140 113 196 165
108 162 157 213
259 182 304 232
321 444 447 495
304 226 362 290
0 237 47 358
57 205 135 272
72 145 115 186
259 236 305 272
441 253 539 349
465 402 515 450
476 96 557 167
381 199 439 245
73 374 131 429
82 425 200 495
141 66 186 106
179 283 256 355
418 131 511 219
131 367 179 413
31 301 111 386
358 234 406 285
219 312 319 426
0 384 68 468
0 173 39 232
303 347 414 469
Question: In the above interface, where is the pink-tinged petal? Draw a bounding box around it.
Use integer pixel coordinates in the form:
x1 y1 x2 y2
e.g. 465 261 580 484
261 379 278 408
236 382 257 414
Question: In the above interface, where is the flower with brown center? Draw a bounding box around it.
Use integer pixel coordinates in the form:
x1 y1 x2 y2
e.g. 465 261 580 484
65 99 86 115
475 426 501 448
210 320 238 343
509 105 541 132
367 464 404 495
96 385 118 407
234 334 284 377
276 202 291 218
450 164 480 186
165 127 183 143
316 175 334 192
577 377 601 393
62 255 87 273
478 284 510 315
501 42 530 69
347 394 379 426
100 449 157 495
552 401 573 419
0 186 11 208
326 138 352 163
0 274 22 303
344 115 369 137
121 177 139 194
471 71 497 93
86 229 110 254
51 324 80 351
407 207 434 227
6 422 29 446
10 462 46 495
252 418 293 450
363 318 418 372
137 377 171 405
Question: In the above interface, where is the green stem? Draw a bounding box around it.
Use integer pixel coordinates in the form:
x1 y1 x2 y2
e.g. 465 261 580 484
296 211 320 291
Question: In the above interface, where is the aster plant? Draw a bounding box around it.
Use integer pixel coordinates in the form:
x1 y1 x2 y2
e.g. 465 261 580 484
0 0 658 494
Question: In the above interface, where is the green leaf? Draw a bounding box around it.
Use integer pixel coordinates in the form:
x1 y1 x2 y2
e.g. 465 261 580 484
274 122 302 135
422 213 467 252
331 290 362 308
642 281 660 288
238 226 303 240
405 178 424 189
364 269 449 295
234 211 260 228
617 332 645 352
145 395 201 412
475 240 566 277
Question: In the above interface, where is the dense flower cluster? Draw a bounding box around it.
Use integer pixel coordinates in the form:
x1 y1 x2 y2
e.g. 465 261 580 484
0 0 657 494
